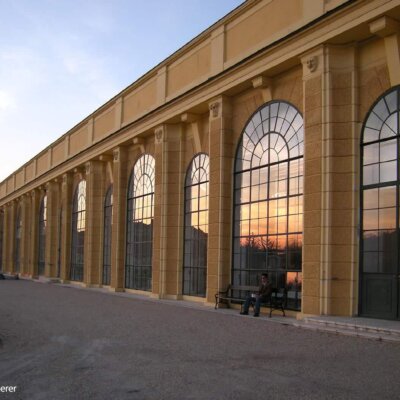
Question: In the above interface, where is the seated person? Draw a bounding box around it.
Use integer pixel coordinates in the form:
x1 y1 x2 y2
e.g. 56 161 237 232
240 273 272 317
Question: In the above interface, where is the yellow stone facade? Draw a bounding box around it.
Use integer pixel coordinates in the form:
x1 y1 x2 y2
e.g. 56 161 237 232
1 0 400 320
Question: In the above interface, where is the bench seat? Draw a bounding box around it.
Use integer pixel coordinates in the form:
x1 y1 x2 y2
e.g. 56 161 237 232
215 284 286 317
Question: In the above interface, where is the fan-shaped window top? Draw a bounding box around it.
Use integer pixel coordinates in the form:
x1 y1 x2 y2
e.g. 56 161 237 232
235 101 303 172
185 153 209 186
129 154 155 198
363 90 398 144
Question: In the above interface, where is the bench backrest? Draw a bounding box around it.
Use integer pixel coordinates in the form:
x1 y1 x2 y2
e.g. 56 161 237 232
230 285 259 293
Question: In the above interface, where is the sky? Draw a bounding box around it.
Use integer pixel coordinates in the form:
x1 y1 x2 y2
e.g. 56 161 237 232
0 0 244 182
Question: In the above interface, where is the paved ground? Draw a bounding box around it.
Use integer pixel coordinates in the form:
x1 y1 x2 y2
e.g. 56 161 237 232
0 280 399 400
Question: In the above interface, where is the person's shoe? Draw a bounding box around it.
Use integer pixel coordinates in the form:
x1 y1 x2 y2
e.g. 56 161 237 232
253 313 259 317
240 311 248 315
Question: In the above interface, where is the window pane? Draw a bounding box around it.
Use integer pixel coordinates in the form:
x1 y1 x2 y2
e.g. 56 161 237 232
380 161 396 182
379 208 396 229
363 231 378 251
363 188 378 209
363 143 379 165
379 186 396 208
363 251 379 272
363 164 379 185
363 210 378 230
380 139 397 162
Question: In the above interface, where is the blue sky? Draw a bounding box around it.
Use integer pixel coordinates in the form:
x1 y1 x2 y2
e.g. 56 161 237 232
0 0 243 182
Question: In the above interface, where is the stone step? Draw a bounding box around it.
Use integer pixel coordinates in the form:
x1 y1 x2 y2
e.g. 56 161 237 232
298 317 400 343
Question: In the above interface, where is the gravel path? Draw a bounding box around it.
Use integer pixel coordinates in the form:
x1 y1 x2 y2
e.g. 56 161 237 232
0 280 399 400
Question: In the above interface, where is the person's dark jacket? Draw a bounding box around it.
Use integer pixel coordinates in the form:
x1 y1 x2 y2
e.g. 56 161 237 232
257 282 272 299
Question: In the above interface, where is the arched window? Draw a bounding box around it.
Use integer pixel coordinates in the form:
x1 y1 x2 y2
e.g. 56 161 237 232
15 206 22 273
38 195 47 275
103 185 113 285
71 180 86 281
126 154 155 291
233 101 304 310
183 154 209 297
0 211 3 272
57 207 62 278
361 87 400 319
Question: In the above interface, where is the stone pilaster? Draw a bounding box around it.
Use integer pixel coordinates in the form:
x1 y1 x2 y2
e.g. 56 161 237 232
29 189 40 278
153 124 185 299
84 160 106 287
45 181 60 278
19 195 31 275
2 205 9 272
60 172 73 282
207 96 233 304
5 202 16 273
110 146 128 291
0 208 4 271
301 44 358 317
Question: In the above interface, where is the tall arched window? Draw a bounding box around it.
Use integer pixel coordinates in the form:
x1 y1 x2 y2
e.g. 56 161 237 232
233 101 304 310
103 185 113 285
57 207 62 278
183 154 209 297
361 87 400 320
15 206 22 273
126 154 155 291
38 195 47 275
71 180 86 281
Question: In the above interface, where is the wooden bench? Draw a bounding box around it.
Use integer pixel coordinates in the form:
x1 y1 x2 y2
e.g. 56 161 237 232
215 284 286 317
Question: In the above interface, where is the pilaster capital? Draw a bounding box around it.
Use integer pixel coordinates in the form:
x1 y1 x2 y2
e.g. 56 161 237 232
154 125 165 145
209 101 220 118
62 172 72 186
300 45 324 80
208 95 232 120
113 148 120 162
112 146 128 163
73 166 84 181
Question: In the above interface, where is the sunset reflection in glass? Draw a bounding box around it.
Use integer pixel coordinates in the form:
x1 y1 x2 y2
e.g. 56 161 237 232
233 101 303 310
71 180 86 281
362 89 399 274
126 154 155 291
183 154 209 297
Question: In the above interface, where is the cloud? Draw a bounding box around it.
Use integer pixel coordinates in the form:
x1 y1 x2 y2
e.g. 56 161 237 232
0 91 15 111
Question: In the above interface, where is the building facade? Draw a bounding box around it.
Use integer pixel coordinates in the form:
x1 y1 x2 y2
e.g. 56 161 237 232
1 0 400 320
